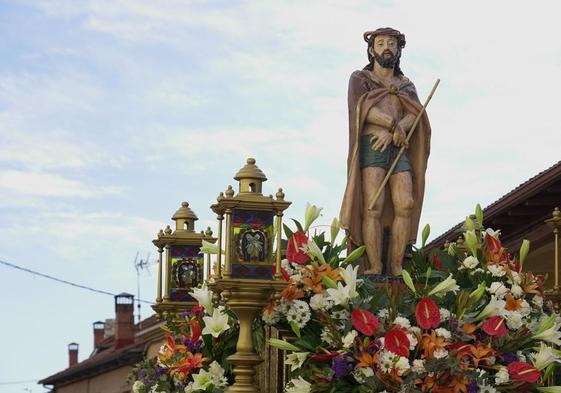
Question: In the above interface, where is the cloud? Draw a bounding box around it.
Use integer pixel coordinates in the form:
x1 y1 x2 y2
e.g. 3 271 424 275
0 170 123 198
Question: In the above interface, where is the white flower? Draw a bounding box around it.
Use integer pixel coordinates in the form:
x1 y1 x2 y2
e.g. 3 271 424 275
285 376 312 393
377 308 389 320
331 309 350 320
511 284 524 298
132 381 145 393
394 316 411 329
478 383 497 393
304 203 323 231
533 295 544 308
407 333 418 350
433 348 448 359
410 326 421 336
488 282 508 299
190 285 214 314
439 308 450 321
340 264 361 297
505 311 524 330
531 342 560 370
300 239 325 264
484 228 501 239
185 361 228 392
200 239 223 255
262 307 281 325
488 264 506 277
321 327 336 346
509 271 522 285
428 274 459 296
412 359 426 373
352 366 374 383
495 366 509 384
476 295 506 320
462 256 480 269
286 302 311 329
435 328 451 340
202 309 230 338
517 351 527 362
380 351 410 376
285 352 309 372
342 330 358 348
327 282 355 306
309 293 333 311
532 322 561 345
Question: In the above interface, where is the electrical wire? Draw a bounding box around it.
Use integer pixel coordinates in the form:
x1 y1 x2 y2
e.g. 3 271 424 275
0 258 154 304
0 379 38 385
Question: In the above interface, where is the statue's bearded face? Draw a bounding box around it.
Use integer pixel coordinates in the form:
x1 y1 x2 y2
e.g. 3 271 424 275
370 34 400 69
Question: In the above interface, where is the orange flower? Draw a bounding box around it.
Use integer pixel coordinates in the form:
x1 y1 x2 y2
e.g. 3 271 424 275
355 350 376 368
420 330 447 359
158 335 187 363
450 374 469 393
461 323 477 335
280 284 305 302
467 342 495 368
170 352 207 380
301 264 341 293
521 272 544 295
505 293 524 312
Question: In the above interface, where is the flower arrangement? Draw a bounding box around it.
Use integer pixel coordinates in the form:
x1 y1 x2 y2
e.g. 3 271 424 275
129 287 237 393
131 203 561 393
266 204 561 393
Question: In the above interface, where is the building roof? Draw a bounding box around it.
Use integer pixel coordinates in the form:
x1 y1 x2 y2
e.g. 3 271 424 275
39 314 163 388
428 160 561 249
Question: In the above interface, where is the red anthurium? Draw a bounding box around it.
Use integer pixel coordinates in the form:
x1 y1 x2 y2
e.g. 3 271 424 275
415 297 441 329
286 231 309 265
482 316 507 337
351 309 379 336
310 351 340 361
384 328 410 357
507 361 541 383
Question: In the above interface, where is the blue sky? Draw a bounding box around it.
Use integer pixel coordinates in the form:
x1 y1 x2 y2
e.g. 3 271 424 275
1 1 561 391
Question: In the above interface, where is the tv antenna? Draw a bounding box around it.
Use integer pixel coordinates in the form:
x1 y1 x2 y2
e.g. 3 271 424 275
134 251 151 323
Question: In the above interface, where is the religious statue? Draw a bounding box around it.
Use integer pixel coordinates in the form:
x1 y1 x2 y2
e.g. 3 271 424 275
340 27 431 275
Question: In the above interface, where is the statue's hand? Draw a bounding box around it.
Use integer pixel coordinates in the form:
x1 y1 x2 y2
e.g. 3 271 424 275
372 130 393 152
392 123 408 148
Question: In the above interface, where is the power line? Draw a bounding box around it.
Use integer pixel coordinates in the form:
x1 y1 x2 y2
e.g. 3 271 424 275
0 258 154 305
0 379 38 385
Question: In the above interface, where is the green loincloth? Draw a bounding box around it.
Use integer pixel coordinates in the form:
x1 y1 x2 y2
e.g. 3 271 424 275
359 134 412 172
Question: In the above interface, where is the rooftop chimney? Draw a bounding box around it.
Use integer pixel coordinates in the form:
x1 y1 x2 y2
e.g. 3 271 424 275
68 342 79 367
114 293 135 349
93 321 105 348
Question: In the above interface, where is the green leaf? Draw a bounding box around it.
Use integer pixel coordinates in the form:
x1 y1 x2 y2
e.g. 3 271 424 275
268 338 300 351
421 224 430 248
322 275 338 289
291 219 304 233
290 321 301 338
283 223 294 239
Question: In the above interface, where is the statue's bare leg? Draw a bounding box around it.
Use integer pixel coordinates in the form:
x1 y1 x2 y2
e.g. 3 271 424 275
388 171 414 275
361 167 386 274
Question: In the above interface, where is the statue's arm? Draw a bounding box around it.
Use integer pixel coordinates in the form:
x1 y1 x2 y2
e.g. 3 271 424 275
366 106 394 129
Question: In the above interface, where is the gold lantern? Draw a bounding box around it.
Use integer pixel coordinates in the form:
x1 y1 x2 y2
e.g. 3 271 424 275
208 158 290 393
152 201 216 317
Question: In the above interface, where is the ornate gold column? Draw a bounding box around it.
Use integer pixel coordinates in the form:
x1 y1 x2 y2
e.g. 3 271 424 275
546 207 561 313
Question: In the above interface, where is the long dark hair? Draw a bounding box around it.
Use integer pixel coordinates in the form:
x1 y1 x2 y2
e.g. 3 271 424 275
363 28 406 76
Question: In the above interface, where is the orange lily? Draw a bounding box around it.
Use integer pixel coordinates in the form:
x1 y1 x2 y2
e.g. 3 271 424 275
467 342 495 368
170 352 207 379
280 284 305 302
505 293 524 312
420 330 447 359
158 335 187 363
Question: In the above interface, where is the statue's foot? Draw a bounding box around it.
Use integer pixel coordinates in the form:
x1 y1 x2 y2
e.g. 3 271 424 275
390 266 403 276
363 269 383 275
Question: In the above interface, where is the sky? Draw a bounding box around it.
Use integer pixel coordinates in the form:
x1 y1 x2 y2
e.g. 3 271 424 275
1 0 561 391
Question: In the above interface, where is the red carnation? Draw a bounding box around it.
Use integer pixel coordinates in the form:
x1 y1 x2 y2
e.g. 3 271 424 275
286 231 309 265
415 297 441 329
384 328 410 357
482 316 507 337
351 309 379 336
507 361 541 383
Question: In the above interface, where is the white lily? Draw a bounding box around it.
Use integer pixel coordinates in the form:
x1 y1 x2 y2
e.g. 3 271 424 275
286 377 312 393
190 285 214 314
342 330 358 348
202 309 230 338
304 203 323 232
285 352 309 371
190 370 213 391
327 282 355 306
532 322 561 346
300 239 326 264
476 295 506 320
200 239 223 255
531 342 560 370
428 274 459 297
340 264 361 297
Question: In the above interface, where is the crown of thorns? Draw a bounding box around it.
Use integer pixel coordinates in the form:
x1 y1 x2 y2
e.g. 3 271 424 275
363 28 406 49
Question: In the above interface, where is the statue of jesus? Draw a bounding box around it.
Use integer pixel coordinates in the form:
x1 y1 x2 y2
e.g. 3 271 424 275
340 27 431 275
